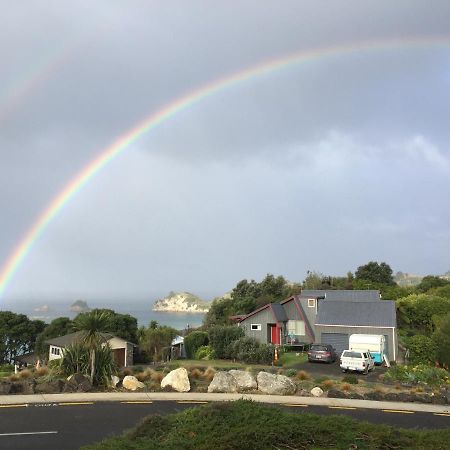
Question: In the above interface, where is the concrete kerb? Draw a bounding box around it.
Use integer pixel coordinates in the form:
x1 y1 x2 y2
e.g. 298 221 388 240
0 392 449 414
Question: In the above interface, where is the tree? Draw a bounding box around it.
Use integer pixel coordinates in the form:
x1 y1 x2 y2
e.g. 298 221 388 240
406 335 437 365
208 325 244 359
433 313 450 368
73 310 112 383
416 275 450 293
139 323 177 362
184 331 209 359
355 261 395 285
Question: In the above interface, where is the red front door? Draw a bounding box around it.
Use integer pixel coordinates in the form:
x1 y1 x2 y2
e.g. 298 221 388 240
270 325 279 344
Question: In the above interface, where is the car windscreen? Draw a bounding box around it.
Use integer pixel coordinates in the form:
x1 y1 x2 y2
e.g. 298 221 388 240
342 351 362 358
310 345 327 351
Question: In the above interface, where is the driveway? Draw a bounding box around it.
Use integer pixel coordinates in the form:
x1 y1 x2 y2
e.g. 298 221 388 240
291 360 387 382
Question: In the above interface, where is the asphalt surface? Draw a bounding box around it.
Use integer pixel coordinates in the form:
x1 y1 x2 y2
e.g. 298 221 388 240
1 400 449 450
294 359 387 382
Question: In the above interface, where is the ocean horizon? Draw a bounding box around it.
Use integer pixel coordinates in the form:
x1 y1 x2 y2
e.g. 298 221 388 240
1 299 206 331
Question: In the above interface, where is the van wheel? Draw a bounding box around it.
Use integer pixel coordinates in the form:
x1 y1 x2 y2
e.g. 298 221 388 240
363 368 368 375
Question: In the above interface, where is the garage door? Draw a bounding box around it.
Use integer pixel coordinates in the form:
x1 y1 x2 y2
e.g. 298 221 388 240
321 333 349 355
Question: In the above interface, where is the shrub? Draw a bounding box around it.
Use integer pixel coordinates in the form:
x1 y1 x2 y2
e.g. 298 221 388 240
203 367 216 382
8 375 19 382
321 379 334 390
286 369 297 377
208 325 244 359
18 369 32 379
184 331 209 359
406 335 437 365
136 372 148 382
190 368 203 379
0 364 14 372
150 370 164 383
341 383 351 391
195 345 215 360
295 370 310 381
121 367 133 377
384 364 449 386
342 374 358 384
35 367 49 377
228 337 274 364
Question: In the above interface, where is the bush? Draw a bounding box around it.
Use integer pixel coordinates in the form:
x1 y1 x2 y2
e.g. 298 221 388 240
406 334 437 365
184 331 209 359
228 337 274 364
342 374 358 384
0 364 14 372
208 325 244 359
384 364 449 386
18 369 32 379
295 370 310 380
195 345 215 360
285 369 297 377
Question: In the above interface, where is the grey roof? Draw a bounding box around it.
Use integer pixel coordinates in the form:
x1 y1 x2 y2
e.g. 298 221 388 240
315 300 396 328
46 331 121 347
270 303 288 322
302 290 380 302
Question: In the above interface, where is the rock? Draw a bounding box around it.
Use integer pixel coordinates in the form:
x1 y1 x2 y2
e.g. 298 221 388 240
67 373 92 392
257 372 296 395
431 394 447 405
35 380 65 394
364 391 385 401
229 370 257 392
208 372 237 393
161 368 190 392
111 375 120 388
11 380 36 394
347 392 364 400
384 392 401 402
413 393 433 404
327 389 348 399
123 375 145 391
0 381 12 394
296 388 311 397
311 387 324 397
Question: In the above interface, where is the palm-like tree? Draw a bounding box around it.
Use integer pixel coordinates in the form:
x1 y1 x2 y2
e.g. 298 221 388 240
73 310 111 383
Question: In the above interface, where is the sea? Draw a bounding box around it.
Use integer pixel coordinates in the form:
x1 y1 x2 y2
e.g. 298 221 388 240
1 299 206 331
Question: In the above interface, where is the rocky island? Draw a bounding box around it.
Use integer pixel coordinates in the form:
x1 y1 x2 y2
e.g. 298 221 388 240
152 291 210 313
70 300 91 313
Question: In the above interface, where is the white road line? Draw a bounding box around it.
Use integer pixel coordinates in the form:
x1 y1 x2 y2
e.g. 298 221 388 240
0 431 58 437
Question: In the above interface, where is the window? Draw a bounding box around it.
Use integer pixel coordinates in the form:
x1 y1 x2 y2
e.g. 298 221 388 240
308 298 315 307
251 324 261 331
287 320 305 336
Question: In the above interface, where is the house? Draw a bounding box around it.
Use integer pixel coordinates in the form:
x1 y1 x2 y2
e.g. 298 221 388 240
45 331 135 367
170 335 186 359
238 290 398 361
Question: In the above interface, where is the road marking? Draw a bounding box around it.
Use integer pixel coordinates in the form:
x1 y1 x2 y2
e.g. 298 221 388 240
328 406 357 410
0 404 27 408
177 401 208 404
382 409 415 414
281 404 308 407
434 413 450 417
121 401 153 404
58 402 94 406
0 431 58 437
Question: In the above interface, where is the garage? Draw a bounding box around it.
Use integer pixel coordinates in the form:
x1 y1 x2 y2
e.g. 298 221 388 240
321 333 349 355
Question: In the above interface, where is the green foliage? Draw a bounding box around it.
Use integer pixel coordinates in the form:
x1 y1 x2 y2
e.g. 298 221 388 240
303 271 354 290
342 374 358 384
57 341 117 386
35 317 73 359
229 336 274 364
194 345 215 360
203 296 235 327
184 331 209 359
0 311 45 364
139 323 178 362
81 400 450 450
397 294 450 334
384 364 449 386
433 313 450 367
406 335 437 365
355 261 395 285
416 275 450 293
208 325 244 359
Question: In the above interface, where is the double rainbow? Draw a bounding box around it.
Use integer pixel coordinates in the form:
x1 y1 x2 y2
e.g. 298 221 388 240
1 36 448 298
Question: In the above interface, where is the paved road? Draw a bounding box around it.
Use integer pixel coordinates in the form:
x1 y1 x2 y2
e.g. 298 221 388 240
1 400 449 450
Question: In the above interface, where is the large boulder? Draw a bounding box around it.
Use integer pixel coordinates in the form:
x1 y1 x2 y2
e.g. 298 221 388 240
161 368 190 392
35 379 65 394
327 389 348 399
0 381 12 394
208 372 238 393
229 370 257 392
11 380 36 394
311 387 324 397
64 373 92 392
257 372 296 395
123 375 145 391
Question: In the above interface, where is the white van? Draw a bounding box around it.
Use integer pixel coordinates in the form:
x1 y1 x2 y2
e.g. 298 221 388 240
340 350 375 374
349 334 386 364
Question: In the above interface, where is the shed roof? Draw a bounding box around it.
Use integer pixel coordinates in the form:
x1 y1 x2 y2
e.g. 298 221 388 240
316 300 396 328
46 331 129 347
302 290 380 302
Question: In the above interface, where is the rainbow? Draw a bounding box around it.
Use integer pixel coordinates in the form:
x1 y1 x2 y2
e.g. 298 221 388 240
1 36 449 298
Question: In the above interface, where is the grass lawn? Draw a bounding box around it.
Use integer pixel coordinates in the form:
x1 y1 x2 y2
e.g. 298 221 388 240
167 359 273 371
279 351 308 368
81 400 450 450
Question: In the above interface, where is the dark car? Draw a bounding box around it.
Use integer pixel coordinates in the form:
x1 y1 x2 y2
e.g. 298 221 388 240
307 344 337 363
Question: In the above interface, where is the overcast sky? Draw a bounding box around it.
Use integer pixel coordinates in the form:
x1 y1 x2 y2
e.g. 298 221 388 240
1 1 450 303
